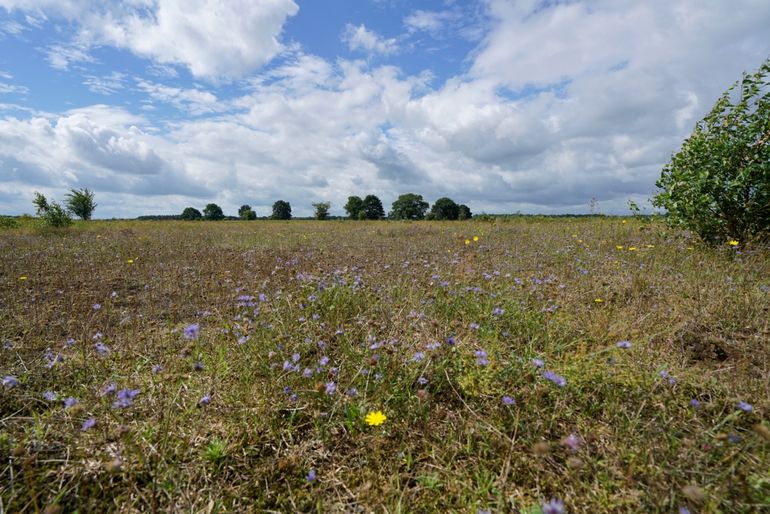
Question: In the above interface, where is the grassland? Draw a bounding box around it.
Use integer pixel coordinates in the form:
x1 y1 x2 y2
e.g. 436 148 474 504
1 218 769 513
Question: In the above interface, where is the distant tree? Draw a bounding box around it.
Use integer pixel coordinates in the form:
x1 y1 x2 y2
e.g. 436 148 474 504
65 188 96 220
458 204 472 220
313 201 331 220
203 203 225 221
362 195 385 220
32 192 72 227
238 204 257 220
344 196 365 219
390 193 429 220
272 200 292 220
181 207 203 220
430 197 460 220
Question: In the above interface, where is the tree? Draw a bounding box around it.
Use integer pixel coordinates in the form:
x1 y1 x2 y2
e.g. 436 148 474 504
65 188 96 220
362 195 385 220
430 197 460 220
238 204 257 220
32 192 72 227
203 203 225 221
344 196 365 219
181 207 203 220
653 57 770 243
313 201 331 220
272 200 292 220
458 204 472 220
390 193 429 220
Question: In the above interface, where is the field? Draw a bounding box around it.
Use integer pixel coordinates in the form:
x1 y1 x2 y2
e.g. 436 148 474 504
1 219 769 513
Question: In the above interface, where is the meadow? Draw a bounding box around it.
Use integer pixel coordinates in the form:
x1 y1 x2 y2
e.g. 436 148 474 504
1 218 768 513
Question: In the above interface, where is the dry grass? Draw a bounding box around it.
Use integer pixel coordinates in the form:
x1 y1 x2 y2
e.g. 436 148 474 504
1 218 769 513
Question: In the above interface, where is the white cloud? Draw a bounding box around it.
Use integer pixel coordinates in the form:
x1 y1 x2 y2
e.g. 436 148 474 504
135 79 223 115
83 72 126 95
2 0 300 79
0 81 28 95
343 23 399 56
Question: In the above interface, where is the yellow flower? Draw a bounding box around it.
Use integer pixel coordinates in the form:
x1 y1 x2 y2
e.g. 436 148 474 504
728 240 739 246
645 244 655 248
127 259 134 264
615 245 624 250
628 246 637 251
464 239 470 245
622 220 627 224
473 235 479 242
577 239 583 243
19 275 27 280
365 410 387 426
594 298 603 303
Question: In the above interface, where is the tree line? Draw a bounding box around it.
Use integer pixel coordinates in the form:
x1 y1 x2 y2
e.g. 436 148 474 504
178 194 473 221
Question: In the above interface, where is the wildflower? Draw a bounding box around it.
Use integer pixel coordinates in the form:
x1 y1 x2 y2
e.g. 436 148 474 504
43 391 57 401
92 303 101 311
306 468 317 482
728 240 739 246
127 259 134 264
412 352 425 362
112 388 140 409
95 342 109 355
727 433 742 444
473 235 479 242
65 338 76 347
19 275 27 280
183 323 200 340
465 239 470 245
469 322 480 330
492 307 505 316
446 336 456 346
417 376 428 385
562 433 580 452
615 245 624 250
737 401 753 412
346 387 358 397
198 394 211 406
81 417 96 431
237 336 249 345
194 361 205 371
542 370 567 388
319 356 329 366
660 369 677 385
365 410 387 426
324 381 336 395
44 348 64 368
303 368 313 378
690 399 701 409
63 397 79 409
542 498 565 514
679 507 691 514
594 298 603 303
2 340 12 349
292 352 300 363
100 382 117 396
474 350 489 366
151 364 164 373
501 395 515 406
532 358 545 368
616 340 631 349
628 246 638 251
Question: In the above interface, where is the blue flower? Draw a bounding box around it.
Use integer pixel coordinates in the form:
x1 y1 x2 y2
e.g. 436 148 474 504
63 397 79 409
199 394 211 406
417 376 428 385
532 358 545 368
542 498 565 514
92 303 101 311
412 352 425 362
737 401 753 412
113 388 140 409
616 340 631 349
325 382 336 395
183 323 200 340
690 399 701 408
101 382 117 396
43 391 57 401
542 370 567 387
492 307 505 316
81 417 96 431
152 364 164 373
446 336 456 346
474 350 489 366
3 375 19 388
501 395 515 406
319 356 330 366
306 468 316 482
95 342 109 355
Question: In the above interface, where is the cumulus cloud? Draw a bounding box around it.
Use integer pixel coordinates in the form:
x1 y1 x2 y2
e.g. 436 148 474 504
343 24 399 56
1 0 300 79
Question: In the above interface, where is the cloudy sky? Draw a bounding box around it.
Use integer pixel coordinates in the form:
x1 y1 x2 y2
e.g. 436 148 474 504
0 0 768 218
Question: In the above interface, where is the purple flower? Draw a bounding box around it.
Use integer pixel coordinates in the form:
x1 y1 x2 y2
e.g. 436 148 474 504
346 387 358 397
3 375 19 388
81 417 96 431
501 395 515 406
543 370 567 388
660 369 677 385
63 397 79 409
199 394 211 406
306 468 316 482
679 507 691 514
474 350 489 366
303 368 314 378
532 358 545 368
492 307 505 316
737 401 753 412
152 364 164 373
727 433 742 444
417 376 428 385
292 352 300 363
92 303 101 311
101 382 117 396
616 340 631 349
95 342 109 355
446 336 456 346
563 433 580 451
113 388 140 409
43 391 57 401
542 498 565 514
324 381 336 395
183 323 200 340
469 322 480 330
690 399 701 409
194 360 205 371
238 336 249 345
412 352 425 362
65 338 76 347
319 356 330 366
44 348 64 368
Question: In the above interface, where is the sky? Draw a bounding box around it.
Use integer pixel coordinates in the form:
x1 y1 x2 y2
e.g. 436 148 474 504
0 0 769 218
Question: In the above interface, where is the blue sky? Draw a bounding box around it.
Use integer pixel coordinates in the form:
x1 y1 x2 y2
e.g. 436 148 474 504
1 0 769 218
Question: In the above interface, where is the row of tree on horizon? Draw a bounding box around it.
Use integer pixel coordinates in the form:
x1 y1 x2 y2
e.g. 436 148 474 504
177 194 473 221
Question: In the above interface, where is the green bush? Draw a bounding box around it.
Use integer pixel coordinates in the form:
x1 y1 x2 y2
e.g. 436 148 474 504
654 58 770 244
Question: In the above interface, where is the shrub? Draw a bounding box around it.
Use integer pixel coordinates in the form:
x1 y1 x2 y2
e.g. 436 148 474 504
65 188 97 220
653 58 770 243
238 205 257 220
32 192 72 228
313 201 331 220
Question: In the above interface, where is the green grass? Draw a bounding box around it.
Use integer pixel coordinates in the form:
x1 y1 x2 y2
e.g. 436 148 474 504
1 218 768 512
